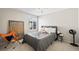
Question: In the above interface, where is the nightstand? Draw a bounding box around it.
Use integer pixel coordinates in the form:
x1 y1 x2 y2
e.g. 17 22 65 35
58 33 64 42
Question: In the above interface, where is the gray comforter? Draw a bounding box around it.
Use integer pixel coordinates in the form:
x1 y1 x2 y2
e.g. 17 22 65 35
23 33 57 51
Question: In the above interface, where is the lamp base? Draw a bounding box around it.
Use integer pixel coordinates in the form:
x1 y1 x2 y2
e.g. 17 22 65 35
70 43 79 47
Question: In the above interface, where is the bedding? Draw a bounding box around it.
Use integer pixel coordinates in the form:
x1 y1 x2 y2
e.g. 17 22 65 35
45 28 56 34
23 32 57 51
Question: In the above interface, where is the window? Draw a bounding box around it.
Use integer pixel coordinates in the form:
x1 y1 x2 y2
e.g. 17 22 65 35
29 21 37 30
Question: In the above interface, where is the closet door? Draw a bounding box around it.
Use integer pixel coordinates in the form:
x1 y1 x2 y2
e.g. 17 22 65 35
8 20 24 39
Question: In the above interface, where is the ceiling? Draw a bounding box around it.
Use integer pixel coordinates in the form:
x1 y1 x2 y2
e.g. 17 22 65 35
16 8 67 16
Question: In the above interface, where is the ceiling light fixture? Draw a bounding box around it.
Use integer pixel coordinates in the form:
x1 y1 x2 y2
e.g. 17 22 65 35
38 8 43 15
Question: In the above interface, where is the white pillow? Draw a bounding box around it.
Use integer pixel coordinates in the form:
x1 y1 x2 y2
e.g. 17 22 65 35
18 39 23 44
45 28 56 34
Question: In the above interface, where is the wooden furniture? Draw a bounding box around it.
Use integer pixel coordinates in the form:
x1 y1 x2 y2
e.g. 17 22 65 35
8 20 24 39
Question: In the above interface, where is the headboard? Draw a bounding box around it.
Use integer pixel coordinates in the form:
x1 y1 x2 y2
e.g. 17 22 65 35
41 26 58 34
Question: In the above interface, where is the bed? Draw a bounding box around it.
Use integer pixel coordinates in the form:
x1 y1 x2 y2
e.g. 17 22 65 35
22 26 58 51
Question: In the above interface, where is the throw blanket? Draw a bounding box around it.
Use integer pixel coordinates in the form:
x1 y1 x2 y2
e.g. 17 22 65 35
23 33 57 51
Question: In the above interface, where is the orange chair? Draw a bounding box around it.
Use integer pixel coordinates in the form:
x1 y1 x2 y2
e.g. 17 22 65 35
0 31 18 42
0 31 19 49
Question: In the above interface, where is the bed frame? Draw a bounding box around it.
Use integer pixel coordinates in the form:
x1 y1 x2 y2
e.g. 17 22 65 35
23 26 58 51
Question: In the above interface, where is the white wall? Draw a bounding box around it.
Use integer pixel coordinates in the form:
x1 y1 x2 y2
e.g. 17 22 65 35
78 9 79 29
39 8 78 43
78 9 79 43
0 8 37 34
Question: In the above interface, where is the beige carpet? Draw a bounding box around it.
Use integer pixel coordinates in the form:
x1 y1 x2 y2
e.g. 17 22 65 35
0 41 79 51
47 41 79 51
0 43 34 51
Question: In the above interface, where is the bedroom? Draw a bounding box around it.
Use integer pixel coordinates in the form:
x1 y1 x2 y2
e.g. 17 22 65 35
0 8 79 51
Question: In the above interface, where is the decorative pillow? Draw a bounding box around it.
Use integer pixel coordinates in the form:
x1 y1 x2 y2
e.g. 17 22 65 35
45 28 56 34
18 39 23 44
